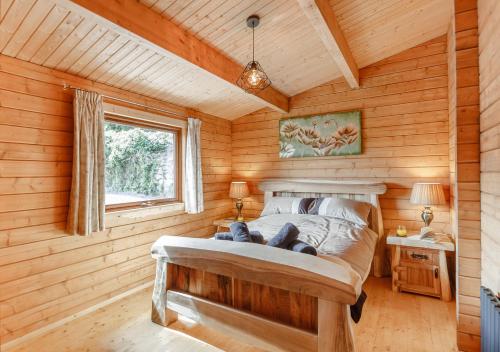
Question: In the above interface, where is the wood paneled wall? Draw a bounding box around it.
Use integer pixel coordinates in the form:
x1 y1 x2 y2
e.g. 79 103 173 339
232 36 450 236
0 54 232 345
448 1 481 350
478 0 500 299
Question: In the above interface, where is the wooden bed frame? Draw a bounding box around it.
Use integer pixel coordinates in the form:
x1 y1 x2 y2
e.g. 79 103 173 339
151 179 386 352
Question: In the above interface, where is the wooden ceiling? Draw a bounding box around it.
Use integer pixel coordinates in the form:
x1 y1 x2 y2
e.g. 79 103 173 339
0 0 451 119
331 0 451 68
139 0 342 97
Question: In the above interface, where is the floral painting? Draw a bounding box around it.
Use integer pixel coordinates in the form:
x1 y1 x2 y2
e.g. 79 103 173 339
279 111 361 158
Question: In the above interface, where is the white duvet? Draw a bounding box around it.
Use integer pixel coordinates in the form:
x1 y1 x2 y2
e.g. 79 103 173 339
246 214 378 282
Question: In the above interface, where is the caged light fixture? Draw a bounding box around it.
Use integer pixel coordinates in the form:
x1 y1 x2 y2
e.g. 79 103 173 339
236 15 271 93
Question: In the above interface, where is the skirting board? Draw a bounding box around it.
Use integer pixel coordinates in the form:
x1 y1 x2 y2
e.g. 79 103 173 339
1 281 154 351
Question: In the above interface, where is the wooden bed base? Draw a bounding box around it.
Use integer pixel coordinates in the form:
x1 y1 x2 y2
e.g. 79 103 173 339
151 236 361 352
151 179 386 351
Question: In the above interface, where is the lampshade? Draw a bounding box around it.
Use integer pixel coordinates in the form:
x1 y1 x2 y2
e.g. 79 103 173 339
410 183 446 206
237 60 271 93
229 181 249 199
236 15 271 93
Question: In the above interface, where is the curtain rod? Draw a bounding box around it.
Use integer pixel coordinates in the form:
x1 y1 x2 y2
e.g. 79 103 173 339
62 83 186 118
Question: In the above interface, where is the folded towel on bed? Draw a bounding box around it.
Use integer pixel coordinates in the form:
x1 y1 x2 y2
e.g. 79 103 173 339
267 223 299 249
350 290 367 323
287 239 317 256
229 222 253 242
215 231 264 244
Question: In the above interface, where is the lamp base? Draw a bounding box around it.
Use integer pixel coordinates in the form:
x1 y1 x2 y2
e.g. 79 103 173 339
235 199 244 222
421 206 434 227
420 206 434 236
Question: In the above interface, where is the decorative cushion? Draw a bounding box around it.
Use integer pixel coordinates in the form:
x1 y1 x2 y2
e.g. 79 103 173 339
307 197 325 215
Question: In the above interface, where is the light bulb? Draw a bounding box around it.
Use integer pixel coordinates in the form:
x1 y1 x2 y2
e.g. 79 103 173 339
237 60 270 91
249 70 260 86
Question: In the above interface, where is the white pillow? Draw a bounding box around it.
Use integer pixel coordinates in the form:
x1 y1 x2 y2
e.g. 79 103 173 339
260 197 314 216
308 197 371 226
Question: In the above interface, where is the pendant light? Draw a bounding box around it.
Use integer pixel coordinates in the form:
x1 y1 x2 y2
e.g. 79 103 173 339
236 15 271 93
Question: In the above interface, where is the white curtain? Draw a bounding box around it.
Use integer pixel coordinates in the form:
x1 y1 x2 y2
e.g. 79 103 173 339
67 89 105 235
185 117 204 213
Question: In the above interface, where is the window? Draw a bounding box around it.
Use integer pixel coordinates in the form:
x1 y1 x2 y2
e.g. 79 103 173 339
104 115 181 210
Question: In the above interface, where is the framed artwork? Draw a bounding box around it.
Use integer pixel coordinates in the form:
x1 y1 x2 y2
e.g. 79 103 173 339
279 111 361 158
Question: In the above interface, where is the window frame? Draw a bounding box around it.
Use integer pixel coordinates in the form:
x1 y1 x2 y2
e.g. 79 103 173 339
104 114 183 212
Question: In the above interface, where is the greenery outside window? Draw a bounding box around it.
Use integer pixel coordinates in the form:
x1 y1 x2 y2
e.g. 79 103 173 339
104 115 181 210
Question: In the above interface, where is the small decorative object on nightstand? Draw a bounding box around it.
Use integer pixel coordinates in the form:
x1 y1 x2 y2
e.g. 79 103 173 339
387 232 454 301
213 217 256 233
396 225 407 237
410 183 446 234
229 181 249 221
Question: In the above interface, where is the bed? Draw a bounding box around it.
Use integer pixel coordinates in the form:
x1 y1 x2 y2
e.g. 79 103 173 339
150 179 387 352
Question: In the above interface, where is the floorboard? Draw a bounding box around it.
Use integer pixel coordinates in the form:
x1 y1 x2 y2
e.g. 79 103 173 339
6 277 458 352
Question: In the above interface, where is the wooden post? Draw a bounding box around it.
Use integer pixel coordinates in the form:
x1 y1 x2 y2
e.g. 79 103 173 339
151 259 177 326
317 299 355 352
438 250 451 302
372 194 385 278
391 246 401 292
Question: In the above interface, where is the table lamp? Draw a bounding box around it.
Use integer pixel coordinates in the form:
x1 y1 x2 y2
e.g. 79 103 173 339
410 183 446 233
229 181 249 221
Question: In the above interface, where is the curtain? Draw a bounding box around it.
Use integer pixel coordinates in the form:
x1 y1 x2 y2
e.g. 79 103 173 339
185 117 204 213
67 89 105 235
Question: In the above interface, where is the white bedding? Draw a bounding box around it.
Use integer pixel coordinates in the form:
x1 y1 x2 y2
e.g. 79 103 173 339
246 213 378 282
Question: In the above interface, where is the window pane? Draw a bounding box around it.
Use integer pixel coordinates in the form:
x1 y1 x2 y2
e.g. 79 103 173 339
104 120 176 206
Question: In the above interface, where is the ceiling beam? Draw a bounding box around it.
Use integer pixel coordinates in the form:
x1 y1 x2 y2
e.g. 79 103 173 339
65 0 289 113
297 0 359 88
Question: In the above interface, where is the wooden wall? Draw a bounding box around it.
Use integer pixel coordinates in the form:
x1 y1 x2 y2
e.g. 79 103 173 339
231 36 450 236
0 54 232 345
448 1 482 350
478 0 500 297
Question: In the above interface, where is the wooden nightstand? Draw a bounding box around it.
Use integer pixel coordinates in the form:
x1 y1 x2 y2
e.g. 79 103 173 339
387 234 454 301
213 217 256 232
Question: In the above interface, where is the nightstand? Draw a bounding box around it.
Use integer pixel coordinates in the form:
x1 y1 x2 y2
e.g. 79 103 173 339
213 217 256 232
386 234 454 301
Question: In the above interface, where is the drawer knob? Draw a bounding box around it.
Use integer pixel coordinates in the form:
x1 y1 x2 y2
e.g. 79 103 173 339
434 268 439 279
410 253 429 260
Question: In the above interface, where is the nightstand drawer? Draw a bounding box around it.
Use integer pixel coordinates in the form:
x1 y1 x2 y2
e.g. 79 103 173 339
400 247 438 266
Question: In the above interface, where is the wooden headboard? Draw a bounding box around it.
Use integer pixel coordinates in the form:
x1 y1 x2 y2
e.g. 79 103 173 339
258 178 387 277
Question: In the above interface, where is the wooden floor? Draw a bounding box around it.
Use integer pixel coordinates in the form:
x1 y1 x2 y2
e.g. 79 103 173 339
7 277 458 352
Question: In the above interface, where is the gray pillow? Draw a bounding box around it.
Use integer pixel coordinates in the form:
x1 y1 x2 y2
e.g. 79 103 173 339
308 197 371 226
261 197 315 216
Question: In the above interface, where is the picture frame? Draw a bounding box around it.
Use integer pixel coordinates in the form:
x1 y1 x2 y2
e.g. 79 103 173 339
279 111 362 158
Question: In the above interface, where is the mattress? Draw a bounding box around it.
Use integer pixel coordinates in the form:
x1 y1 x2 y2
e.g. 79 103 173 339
246 213 378 282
